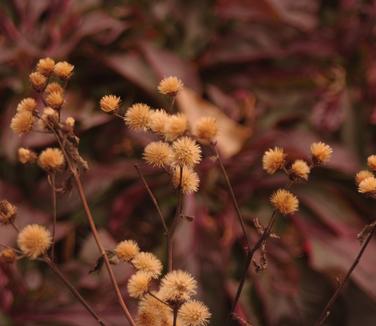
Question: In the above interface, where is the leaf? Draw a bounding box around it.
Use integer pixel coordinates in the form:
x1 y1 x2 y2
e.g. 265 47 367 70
177 88 251 158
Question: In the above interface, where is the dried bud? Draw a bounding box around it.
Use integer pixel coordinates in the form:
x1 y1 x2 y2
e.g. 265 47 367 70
143 141 173 168
16 98 37 113
358 176 376 195
270 189 299 215
148 109 169 134
29 72 47 91
45 91 64 109
0 200 16 225
0 248 17 264
164 113 188 140
367 155 376 171
53 61 74 79
10 111 35 134
158 76 183 95
124 103 151 130
195 116 218 142
179 300 211 326
18 147 37 164
355 170 374 185
172 137 201 167
36 57 55 76
262 147 286 174
172 167 200 194
100 95 120 112
38 148 65 171
17 224 52 259
65 117 75 128
310 142 332 165
40 107 59 128
45 82 64 95
290 160 310 181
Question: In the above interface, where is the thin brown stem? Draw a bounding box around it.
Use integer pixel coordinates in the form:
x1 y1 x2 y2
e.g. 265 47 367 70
134 164 168 234
173 308 178 326
10 221 20 233
168 166 183 272
49 173 57 261
147 291 171 307
212 144 251 248
52 129 136 326
315 222 376 326
230 210 278 316
44 256 106 326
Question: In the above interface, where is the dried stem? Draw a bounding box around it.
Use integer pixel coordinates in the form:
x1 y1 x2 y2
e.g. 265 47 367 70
212 144 251 248
48 173 57 261
43 256 106 326
10 221 20 233
173 307 178 326
52 129 136 326
230 210 278 317
147 291 170 307
315 221 376 325
168 166 183 272
134 164 168 234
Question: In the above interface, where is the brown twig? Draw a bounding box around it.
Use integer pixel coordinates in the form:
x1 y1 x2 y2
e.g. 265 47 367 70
10 220 20 233
315 221 376 325
212 144 251 248
230 210 278 316
43 256 106 326
48 173 57 261
134 164 168 234
147 291 171 307
168 166 183 272
52 129 136 326
173 307 178 326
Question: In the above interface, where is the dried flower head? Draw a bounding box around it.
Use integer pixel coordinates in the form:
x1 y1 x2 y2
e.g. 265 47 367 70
18 147 37 164
262 147 286 174
132 252 163 278
115 240 140 262
355 170 374 185
172 167 200 194
137 293 171 326
172 137 201 167
159 270 197 302
100 95 121 113
40 107 58 128
36 57 55 76
124 103 151 130
65 117 75 128
45 82 64 95
367 155 376 171
54 61 74 79
38 148 65 171
148 109 169 134
16 98 37 112
0 248 17 264
45 91 64 109
164 113 188 140
17 224 52 259
0 200 16 225
270 189 299 215
127 271 152 298
291 160 310 181
29 72 47 91
158 76 183 95
194 117 218 142
143 141 173 168
358 176 376 194
179 300 211 326
10 111 35 134
311 142 332 164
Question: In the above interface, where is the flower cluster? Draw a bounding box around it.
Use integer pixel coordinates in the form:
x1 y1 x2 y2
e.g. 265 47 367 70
262 141 332 215
113 239 211 326
355 154 376 196
99 76 218 195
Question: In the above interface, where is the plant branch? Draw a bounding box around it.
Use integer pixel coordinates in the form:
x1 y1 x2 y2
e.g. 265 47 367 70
43 256 106 326
134 164 168 234
212 144 251 248
315 221 376 325
168 166 183 272
48 173 57 261
52 129 136 326
230 210 278 316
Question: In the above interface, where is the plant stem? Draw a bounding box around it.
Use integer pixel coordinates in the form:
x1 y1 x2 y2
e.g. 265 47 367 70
49 173 57 261
315 222 376 326
10 221 20 233
168 166 183 272
230 210 278 316
44 256 106 326
53 130 136 326
173 308 178 326
134 164 168 234
212 144 251 249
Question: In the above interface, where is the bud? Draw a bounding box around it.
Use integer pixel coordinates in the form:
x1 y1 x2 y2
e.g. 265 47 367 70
0 248 16 264
0 200 16 225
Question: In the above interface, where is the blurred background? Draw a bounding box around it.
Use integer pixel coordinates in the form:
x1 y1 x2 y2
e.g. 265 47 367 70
1 0 376 325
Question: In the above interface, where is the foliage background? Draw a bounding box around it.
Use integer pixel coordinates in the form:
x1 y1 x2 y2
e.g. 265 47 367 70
1 0 376 325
